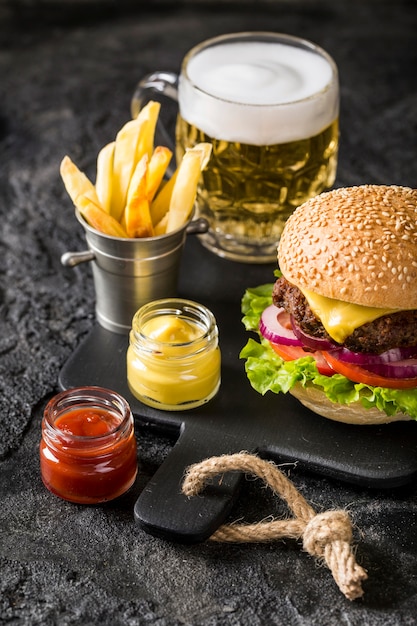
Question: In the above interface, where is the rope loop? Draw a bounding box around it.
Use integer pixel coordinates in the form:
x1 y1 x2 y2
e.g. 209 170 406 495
182 452 367 601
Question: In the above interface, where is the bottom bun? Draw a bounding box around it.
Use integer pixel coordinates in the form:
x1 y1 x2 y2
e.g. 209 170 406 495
290 383 412 425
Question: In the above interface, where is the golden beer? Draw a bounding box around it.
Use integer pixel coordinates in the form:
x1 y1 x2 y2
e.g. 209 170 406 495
176 117 339 261
131 32 340 262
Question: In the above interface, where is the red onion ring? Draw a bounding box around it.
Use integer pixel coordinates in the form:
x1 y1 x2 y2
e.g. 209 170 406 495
327 346 417 365
290 317 339 351
357 358 417 379
326 347 417 378
259 305 302 346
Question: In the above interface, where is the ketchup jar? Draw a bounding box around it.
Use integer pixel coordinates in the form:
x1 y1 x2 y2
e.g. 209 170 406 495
40 386 138 504
127 298 221 411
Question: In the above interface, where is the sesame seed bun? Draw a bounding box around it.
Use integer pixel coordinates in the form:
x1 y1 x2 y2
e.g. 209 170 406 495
278 185 417 309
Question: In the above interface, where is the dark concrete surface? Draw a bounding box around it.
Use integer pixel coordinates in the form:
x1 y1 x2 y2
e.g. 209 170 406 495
1 1 417 624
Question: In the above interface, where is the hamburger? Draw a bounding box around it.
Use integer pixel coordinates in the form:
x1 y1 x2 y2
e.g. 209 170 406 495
240 184 417 424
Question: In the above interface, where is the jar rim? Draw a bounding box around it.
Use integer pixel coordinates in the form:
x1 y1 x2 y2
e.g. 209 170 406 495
130 298 218 349
43 386 133 443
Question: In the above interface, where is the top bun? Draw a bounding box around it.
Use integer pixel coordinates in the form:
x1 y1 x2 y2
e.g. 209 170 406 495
278 185 417 309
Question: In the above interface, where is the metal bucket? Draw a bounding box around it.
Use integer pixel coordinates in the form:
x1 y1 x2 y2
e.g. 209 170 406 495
61 210 208 334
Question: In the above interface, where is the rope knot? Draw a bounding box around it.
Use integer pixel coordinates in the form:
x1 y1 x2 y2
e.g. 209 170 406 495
182 452 368 601
303 510 353 558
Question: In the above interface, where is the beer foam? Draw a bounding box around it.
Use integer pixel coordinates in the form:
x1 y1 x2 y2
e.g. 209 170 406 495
179 40 339 144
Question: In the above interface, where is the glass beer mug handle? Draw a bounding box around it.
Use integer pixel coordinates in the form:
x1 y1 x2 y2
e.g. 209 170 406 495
131 71 179 153
131 71 179 116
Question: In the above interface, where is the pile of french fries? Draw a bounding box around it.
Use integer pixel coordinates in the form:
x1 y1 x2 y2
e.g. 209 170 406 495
60 101 212 238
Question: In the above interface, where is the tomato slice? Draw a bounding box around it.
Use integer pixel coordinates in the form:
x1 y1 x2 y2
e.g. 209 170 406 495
270 342 336 376
322 351 417 389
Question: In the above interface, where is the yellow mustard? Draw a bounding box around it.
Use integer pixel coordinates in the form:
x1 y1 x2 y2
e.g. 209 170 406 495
127 298 221 410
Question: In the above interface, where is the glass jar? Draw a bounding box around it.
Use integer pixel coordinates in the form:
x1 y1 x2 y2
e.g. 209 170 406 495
127 298 221 410
40 386 138 504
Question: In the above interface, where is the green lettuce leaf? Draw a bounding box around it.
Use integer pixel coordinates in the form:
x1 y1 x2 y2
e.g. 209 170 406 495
239 284 417 420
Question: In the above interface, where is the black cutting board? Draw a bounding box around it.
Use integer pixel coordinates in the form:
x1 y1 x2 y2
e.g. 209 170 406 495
59 236 417 543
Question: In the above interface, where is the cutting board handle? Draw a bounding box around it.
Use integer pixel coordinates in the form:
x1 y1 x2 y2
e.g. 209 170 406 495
134 421 245 542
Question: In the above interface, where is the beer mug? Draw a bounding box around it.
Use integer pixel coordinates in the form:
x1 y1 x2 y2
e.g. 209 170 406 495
131 32 339 263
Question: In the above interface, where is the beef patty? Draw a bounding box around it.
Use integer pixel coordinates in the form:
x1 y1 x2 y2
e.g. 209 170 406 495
272 276 417 354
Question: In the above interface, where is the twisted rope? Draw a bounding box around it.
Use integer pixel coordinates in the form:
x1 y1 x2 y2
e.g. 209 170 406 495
182 452 367 601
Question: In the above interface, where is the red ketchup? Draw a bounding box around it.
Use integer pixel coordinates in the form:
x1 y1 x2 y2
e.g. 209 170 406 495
40 386 138 504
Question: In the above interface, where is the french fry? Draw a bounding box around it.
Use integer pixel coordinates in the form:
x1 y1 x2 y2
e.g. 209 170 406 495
124 155 154 238
95 141 115 214
111 101 161 223
146 146 173 202
154 213 168 236
126 153 147 206
77 196 128 238
150 170 178 227
60 156 101 209
135 100 161 164
165 143 212 233
110 117 146 223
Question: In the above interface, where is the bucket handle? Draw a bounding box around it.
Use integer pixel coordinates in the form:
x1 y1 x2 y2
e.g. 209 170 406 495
185 217 209 235
60 218 209 267
61 249 95 267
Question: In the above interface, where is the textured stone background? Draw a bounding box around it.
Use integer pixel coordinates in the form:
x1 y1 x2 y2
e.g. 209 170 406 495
1 1 417 624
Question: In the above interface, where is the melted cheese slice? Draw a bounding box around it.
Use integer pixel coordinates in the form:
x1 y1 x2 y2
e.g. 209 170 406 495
301 288 398 344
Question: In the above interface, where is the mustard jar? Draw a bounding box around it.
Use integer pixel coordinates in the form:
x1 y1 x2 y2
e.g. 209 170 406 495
127 298 221 410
